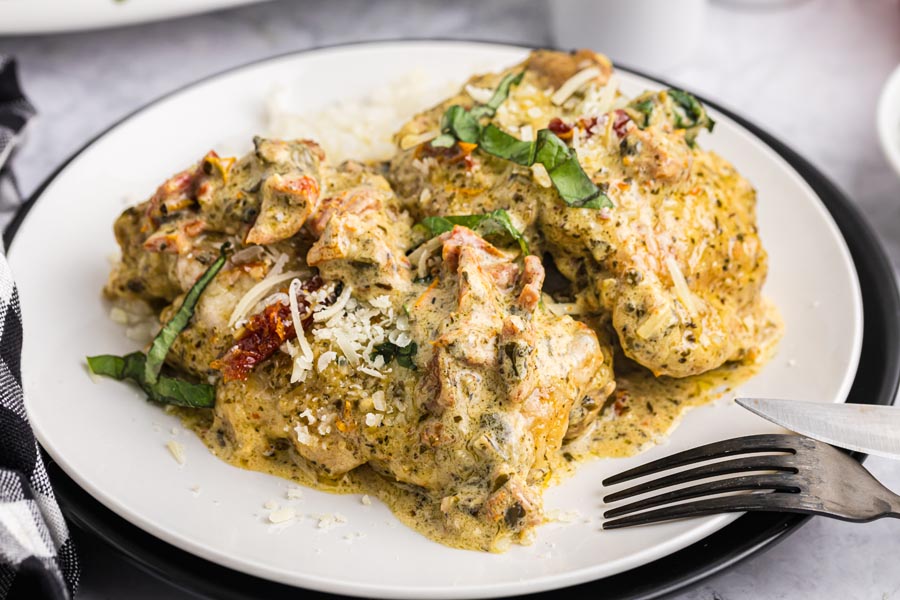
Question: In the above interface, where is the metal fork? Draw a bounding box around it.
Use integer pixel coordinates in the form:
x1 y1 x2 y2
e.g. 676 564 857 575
601 434 900 529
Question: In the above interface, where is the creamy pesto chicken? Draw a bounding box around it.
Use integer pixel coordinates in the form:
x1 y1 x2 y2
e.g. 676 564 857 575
100 48 780 552
390 50 774 377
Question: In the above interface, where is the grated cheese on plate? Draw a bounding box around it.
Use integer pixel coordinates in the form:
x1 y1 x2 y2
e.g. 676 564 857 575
166 440 186 465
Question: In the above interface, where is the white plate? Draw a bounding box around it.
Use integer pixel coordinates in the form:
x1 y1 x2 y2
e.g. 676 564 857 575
9 41 862 599
877 63 900 180
0 0 268 35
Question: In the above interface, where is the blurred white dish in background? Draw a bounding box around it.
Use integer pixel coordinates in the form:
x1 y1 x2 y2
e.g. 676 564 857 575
877 64 900 180
0 0 269 35
548 0 707 73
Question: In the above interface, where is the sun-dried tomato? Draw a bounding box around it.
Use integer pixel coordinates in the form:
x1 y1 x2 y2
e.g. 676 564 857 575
548 117 574 140
612 109 632 138
211 276 325 381
145 150 217 226
415 140 477 168
577 116 600 138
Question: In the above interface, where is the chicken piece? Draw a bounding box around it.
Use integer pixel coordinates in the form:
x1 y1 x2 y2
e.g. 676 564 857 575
105 138 323 304
306 161 413 299
388 50 613 235
201 227 612 550
388 49 772 377
245 173 320 245
212 137 325 243
360 227 612 549
541 150 768 377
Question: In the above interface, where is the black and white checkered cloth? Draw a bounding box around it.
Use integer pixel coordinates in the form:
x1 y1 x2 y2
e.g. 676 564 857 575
0 56 80 600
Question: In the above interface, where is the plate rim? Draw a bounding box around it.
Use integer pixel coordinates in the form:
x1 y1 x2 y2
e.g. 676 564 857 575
7 39 899 600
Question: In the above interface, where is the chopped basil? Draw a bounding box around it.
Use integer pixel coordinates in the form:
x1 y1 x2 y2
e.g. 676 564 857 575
479 125 535 166
87 352 216 408
626 89 714 146
470 71 524 119
417 209 530 256
546 157 610 208
533 129 572 171
438 105 481 145
429 69 609 209
666 89 714 145
668 90 714 130
371 341 418 370
432 72 523 146
470 127 612 209
629 99 654 128
145 243 230 384
87 243 230 409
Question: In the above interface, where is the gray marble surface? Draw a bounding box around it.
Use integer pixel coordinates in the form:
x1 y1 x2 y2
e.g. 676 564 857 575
1 0 899 598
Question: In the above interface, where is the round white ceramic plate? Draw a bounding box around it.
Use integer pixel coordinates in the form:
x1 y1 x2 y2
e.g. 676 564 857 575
9 41 862 599
0 0 268 35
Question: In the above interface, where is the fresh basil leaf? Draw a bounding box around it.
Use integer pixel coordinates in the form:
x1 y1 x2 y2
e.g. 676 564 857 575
629 99 654 128
371 342 397 364
439 105 481 144
89 243 227 409
417 216 456 237
371 341 417 370
474 210 530 256
430 133 456 148
470 71 524 119
87 354 127 379
667 89 715 145
426 67 609 210
547 157 612 209
432 71 525 147
479 124 536 166
395 342 418 370
416 209 530 256
149 375 217 408
534 129 573 171
144 243 230 384
87 351 215 408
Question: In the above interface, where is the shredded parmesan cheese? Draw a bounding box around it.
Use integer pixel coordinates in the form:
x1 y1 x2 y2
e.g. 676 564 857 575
268 506 296 524
551 67 602 106
579 75 618 116
313 284 353 322
531 163 552 188
288 278 314 382
665 257 697 316
464 84 493 103
228 268 307 328
636 306 678 339
543 294 585 316
520 124 534 142
408 236 444 278
294 423 314 446
166 441 186 465
399 130 439 150
317 351 337 373
358 366 384 379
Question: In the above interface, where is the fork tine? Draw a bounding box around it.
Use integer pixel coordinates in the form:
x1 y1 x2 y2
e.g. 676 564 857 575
602 434 798 486
602 492 813 530
603 473 801 518
603 454 797 503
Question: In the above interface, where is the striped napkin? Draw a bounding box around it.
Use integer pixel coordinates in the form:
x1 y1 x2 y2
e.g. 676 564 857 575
0 56 79 600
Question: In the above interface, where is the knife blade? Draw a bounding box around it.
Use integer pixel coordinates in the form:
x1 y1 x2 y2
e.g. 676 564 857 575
735 397 900 460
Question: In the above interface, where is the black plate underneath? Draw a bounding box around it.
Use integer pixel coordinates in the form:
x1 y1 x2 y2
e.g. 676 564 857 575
9 42 900 600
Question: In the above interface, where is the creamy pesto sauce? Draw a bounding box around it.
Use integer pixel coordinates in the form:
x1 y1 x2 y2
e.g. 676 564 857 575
175 408 507 551
175 305 781 551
